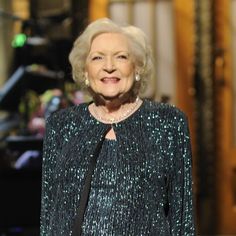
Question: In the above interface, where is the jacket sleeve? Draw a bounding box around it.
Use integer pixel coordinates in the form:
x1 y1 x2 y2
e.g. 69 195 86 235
168 114 196 235
40 114 60 235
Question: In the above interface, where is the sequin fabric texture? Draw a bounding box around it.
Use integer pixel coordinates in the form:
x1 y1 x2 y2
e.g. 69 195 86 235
40 99 196 236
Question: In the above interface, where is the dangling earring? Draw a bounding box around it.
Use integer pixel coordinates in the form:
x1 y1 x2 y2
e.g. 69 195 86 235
84 73 90 86
135 74 141 82
85 78 90 86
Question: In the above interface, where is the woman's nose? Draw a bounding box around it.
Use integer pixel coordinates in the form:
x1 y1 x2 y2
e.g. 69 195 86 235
103 58 115 72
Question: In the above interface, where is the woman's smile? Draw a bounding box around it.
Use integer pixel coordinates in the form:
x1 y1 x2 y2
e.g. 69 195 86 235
101 77 121 83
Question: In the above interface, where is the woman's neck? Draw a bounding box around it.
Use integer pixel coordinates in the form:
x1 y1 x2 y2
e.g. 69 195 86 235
87 81 141 111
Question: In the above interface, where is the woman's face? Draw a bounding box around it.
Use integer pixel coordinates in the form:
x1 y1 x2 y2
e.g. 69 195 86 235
85 33 136 99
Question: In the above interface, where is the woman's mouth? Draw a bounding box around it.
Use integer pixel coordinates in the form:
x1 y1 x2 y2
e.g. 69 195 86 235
101 77 120 83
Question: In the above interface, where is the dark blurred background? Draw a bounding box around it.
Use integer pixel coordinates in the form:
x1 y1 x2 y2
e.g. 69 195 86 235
0 0 236 235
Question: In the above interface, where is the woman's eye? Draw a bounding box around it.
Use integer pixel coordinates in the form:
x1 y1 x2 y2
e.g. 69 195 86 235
117 55 128 59
92 56 103 61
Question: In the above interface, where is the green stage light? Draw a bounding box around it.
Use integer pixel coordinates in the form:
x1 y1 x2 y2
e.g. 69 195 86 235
12 33 27 48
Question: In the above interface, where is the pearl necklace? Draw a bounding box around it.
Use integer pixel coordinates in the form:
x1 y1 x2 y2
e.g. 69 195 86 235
91 97 142 124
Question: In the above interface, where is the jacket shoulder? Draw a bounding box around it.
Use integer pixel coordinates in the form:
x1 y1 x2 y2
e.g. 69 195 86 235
45 103 88 127
144 99 187 122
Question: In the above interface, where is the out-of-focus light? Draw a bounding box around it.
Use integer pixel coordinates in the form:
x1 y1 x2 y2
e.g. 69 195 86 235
11 33 27 48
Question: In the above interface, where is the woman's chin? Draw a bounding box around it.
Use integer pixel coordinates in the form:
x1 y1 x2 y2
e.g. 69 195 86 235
99 93 121 100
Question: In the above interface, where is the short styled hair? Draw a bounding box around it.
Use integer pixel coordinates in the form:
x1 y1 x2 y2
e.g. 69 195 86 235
69 18 154 94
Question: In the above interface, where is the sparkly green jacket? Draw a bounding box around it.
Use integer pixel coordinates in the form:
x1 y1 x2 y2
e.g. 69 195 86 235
40 99 196 236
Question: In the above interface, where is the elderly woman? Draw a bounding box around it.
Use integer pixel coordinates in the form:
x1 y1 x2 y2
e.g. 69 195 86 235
40 18 196 236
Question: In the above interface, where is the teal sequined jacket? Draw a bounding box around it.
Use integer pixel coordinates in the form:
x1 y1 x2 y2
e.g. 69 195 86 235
40 99 196 235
